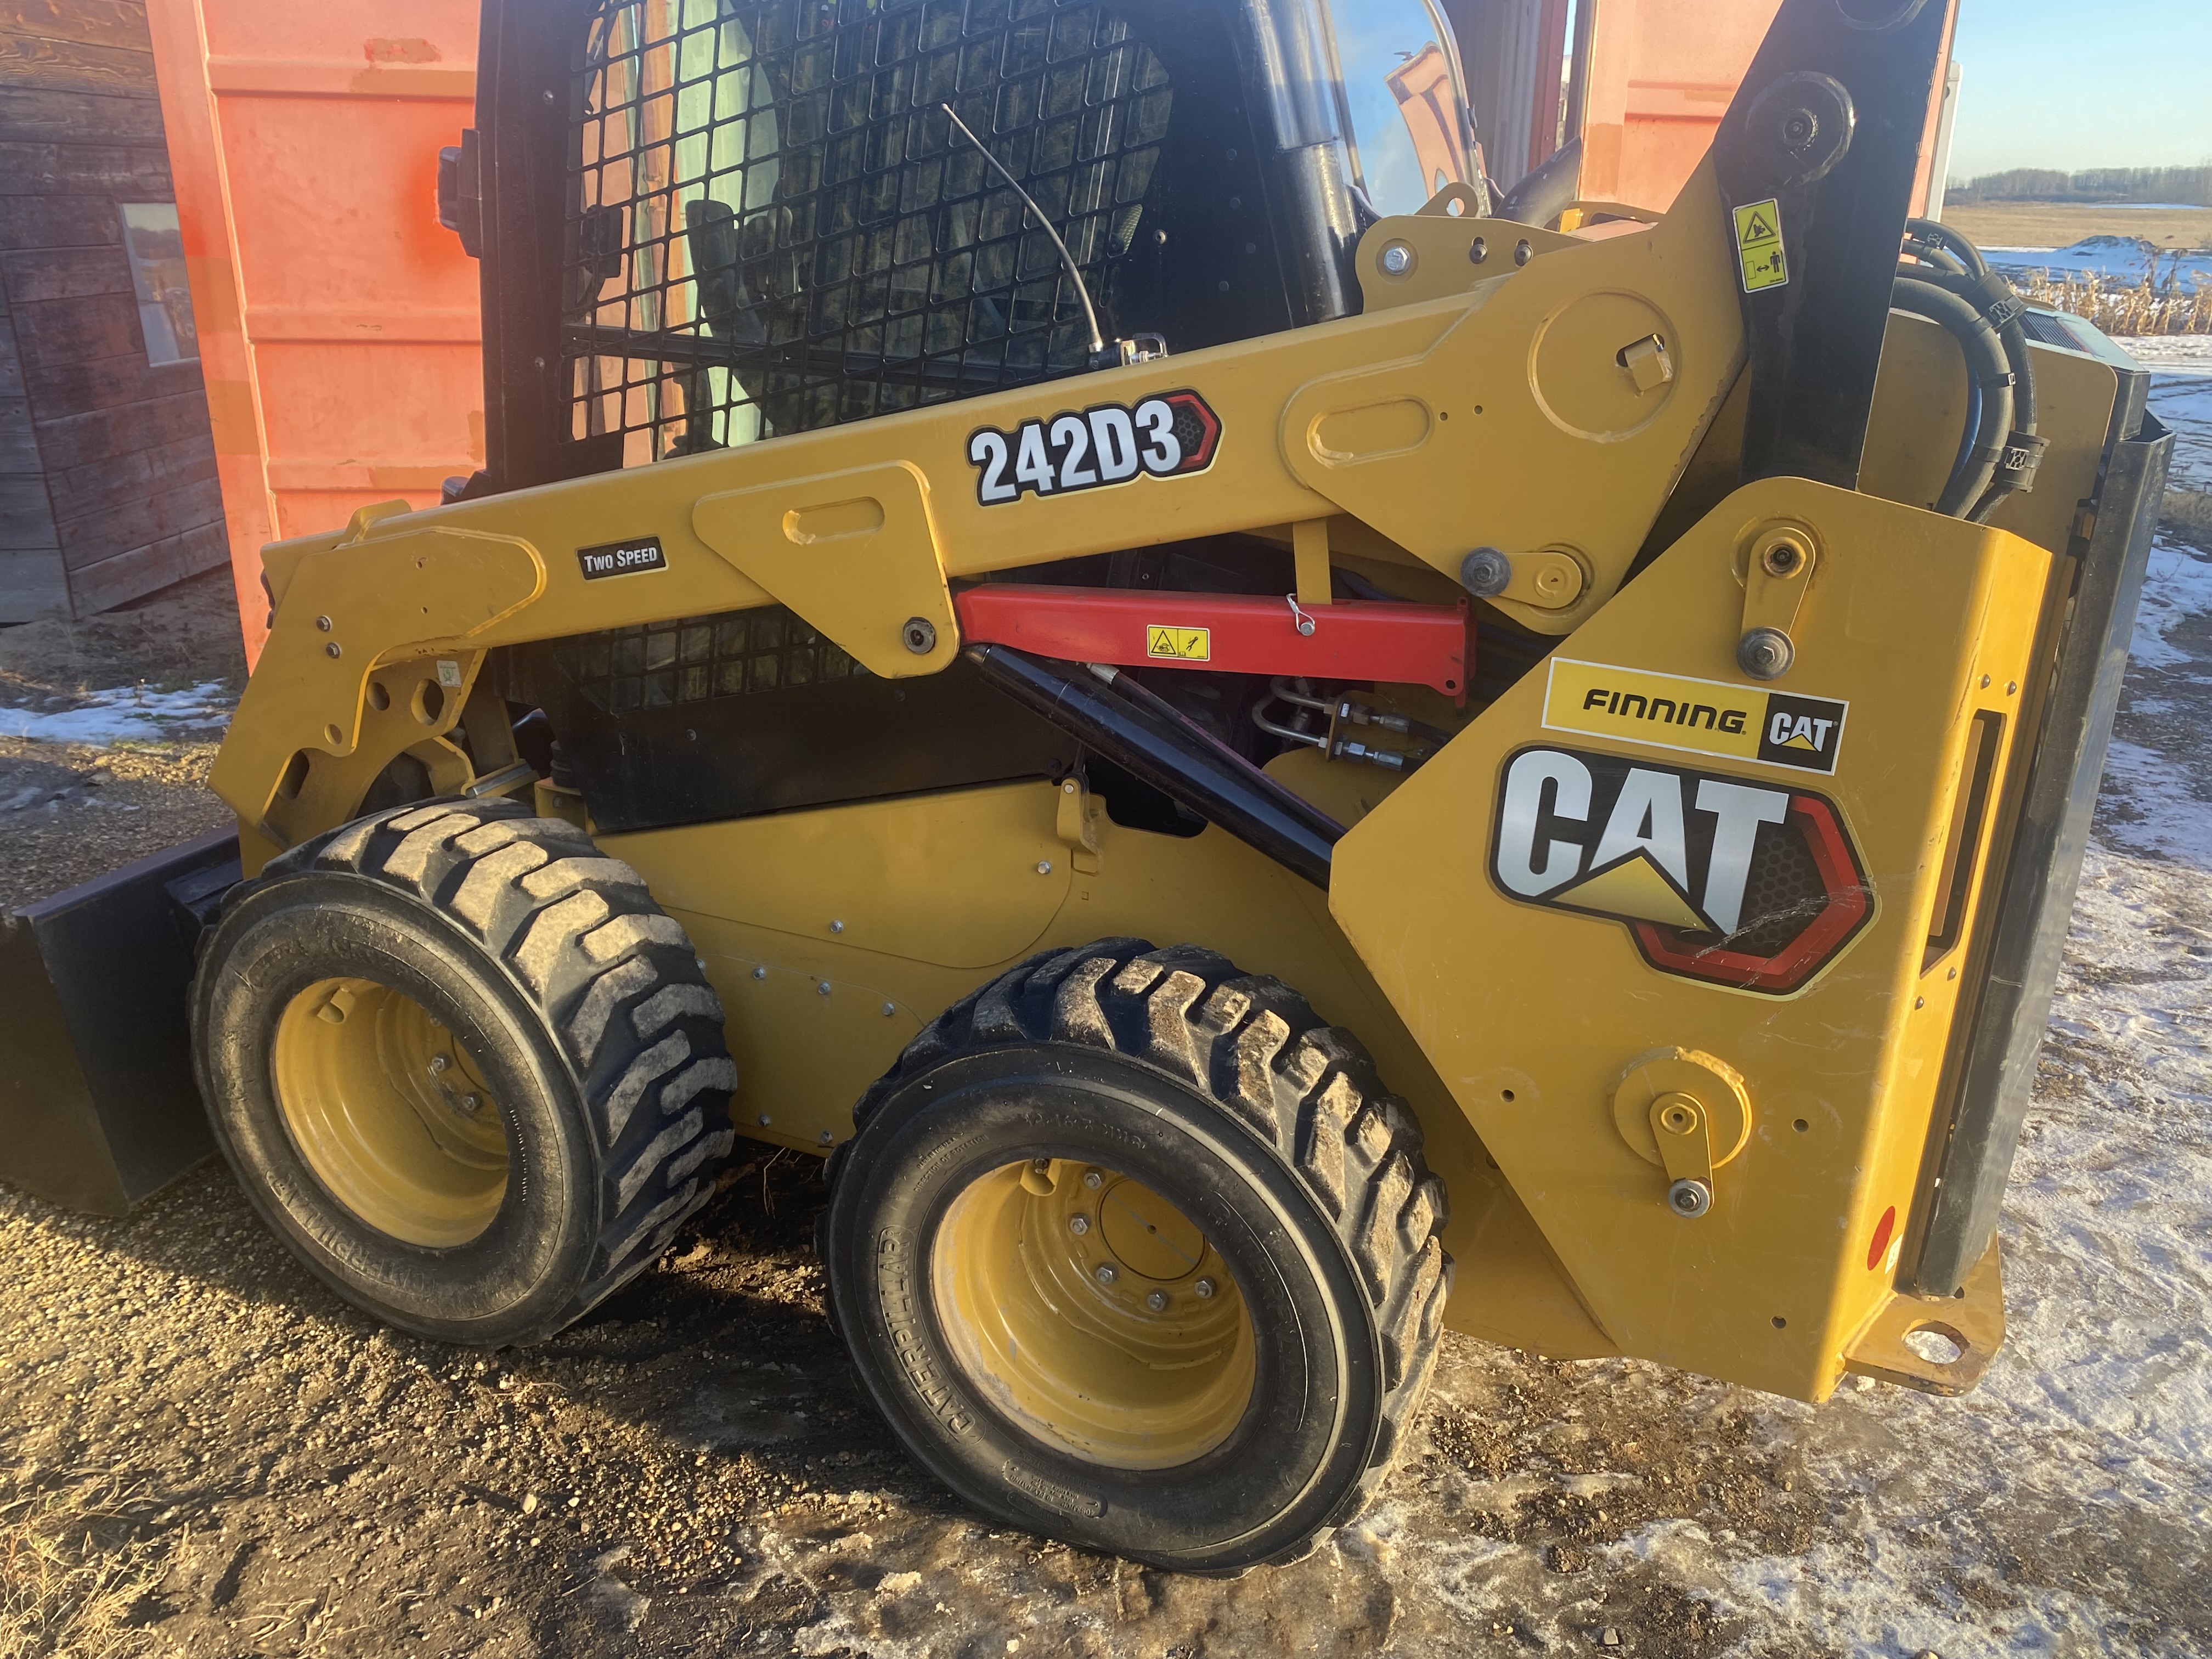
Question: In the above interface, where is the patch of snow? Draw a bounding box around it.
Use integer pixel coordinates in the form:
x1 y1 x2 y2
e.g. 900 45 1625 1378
0 681 233 746
2097 739 2212 866
2122 335 2212 374
2142 356 2212 494
2131 540 2212 669
1983 240 2212 285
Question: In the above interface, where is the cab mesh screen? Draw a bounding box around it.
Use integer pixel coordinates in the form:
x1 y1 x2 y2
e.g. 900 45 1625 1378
557 605 860 714
565 0 1171 464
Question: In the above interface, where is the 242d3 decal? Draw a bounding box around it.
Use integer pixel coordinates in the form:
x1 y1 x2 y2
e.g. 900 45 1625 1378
1490 745 1873 994
968 390 1220 506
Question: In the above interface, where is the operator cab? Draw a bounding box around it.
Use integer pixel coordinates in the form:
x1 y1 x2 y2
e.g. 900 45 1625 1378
455 0 1486 490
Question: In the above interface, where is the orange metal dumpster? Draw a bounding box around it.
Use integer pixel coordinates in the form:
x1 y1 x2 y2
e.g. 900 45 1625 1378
144 0 482 665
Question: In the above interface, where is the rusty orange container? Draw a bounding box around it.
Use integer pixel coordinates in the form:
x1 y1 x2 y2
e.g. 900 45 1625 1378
144 0 483 664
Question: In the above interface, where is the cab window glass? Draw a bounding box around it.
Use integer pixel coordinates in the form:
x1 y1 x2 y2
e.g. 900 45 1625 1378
1319 0 1472 217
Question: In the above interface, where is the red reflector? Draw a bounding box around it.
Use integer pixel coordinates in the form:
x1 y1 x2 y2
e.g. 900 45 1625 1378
953 584 1469 699
1867 1205 1897 1272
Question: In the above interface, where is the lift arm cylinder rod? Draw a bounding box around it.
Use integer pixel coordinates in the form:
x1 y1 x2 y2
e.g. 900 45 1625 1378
966 644 1344 888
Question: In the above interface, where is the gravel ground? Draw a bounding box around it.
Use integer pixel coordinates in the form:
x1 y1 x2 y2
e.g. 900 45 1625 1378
0 568 244 909
0 738 232 911
3 375 2208 1658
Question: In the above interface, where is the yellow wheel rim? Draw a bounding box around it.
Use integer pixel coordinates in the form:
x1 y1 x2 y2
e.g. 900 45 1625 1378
931 1159 1255 1469
271 977 509 1248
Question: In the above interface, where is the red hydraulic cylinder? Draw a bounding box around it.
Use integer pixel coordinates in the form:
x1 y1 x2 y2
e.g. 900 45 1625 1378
953 585 1470 699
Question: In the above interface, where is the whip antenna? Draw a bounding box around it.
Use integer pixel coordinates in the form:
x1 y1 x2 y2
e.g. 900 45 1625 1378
941 103 1106 360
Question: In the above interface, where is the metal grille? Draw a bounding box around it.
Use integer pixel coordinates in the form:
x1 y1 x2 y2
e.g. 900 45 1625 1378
557 606 862 714
565 0 1173 465
1722 819 1828 957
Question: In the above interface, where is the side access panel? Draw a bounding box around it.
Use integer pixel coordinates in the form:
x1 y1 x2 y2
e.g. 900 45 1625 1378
0 830 239 1214
1331 478 2052 1402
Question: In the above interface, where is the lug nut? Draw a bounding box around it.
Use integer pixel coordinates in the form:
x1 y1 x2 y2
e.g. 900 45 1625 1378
1094 1263 1116 1284
1194 1277 1216 1299
1146 1291 1169 1312
1069 1215 1091 1236
1082 1170 1103 1190
429 1054 450 1075
459 1094 481 1114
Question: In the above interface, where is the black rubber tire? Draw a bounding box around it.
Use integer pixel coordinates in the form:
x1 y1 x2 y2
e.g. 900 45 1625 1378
191 798 737 1346
821 939 1452 1572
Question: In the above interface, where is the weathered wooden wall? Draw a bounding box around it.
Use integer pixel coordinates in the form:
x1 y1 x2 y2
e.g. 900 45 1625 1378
0 0 225 623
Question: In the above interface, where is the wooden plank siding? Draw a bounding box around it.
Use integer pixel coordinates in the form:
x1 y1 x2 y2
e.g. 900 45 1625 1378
0 300 67 619
0 0 224 620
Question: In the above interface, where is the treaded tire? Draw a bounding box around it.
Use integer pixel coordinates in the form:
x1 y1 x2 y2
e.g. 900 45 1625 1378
191 798 737 1345
822 939 1451 1572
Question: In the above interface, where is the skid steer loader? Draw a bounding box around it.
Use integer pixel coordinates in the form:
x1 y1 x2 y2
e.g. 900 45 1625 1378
0 0 2171 1573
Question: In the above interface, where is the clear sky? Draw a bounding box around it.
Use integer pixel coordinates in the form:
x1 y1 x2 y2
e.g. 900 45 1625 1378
1946 0 2212 180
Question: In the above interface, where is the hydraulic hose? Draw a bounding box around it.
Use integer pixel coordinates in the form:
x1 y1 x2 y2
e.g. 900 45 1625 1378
1497 137 1582 230
1910 272 2041 521
1891 274 2015 518
1901 237 1967 275
1900 218 2041 521
1907 217 1988 277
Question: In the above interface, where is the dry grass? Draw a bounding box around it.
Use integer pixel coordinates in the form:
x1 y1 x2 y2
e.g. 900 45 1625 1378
1942 201 2212 253
0 1459 163 1659
2012 267 2212 337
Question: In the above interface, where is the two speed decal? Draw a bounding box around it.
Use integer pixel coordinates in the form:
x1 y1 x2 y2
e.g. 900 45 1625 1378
968 390 1221 506
577 536 668 581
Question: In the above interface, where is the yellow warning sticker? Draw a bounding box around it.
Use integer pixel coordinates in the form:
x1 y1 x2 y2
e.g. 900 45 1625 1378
1146 625 1211 662
1734 198 1788 293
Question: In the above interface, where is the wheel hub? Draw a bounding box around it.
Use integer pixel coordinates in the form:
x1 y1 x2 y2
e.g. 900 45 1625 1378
272 977 509 1248
931 1159 1254 1470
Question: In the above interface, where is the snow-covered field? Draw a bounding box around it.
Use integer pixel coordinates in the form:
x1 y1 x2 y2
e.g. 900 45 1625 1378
1983 238 2212 287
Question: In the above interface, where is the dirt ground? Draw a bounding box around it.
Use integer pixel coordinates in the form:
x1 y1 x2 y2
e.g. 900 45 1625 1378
0 569 247 714
1940 201 2212 252
4 362 2211 1657
0 1153 1872 1659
